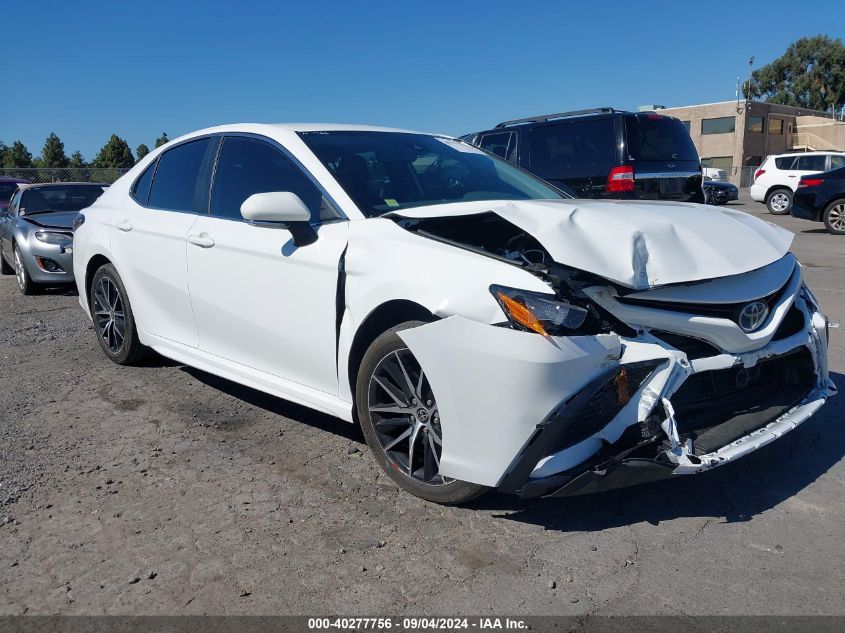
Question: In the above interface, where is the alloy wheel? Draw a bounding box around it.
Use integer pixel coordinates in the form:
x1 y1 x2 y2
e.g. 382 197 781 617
14 247 26 291
827 203 845 232
770 192 790 213
367 348 452 486
93 276 126 354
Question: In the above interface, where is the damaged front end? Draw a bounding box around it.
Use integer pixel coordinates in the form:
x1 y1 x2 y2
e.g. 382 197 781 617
392 209 836 498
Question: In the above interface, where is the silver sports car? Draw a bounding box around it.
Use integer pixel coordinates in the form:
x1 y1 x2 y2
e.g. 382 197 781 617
0 182 107 294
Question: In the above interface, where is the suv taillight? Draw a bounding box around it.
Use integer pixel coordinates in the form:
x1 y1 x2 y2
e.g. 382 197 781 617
607 165 634 193
798 178 823 188
754 168 766 180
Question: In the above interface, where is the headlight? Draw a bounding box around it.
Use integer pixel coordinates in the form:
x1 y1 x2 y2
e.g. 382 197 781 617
490 284 588 336
34 230 71 245
73 213 85 232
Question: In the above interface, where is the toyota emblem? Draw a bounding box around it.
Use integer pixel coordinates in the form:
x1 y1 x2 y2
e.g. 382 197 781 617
738 301 769 332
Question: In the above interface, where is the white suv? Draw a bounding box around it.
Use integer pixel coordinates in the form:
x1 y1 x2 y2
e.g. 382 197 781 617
751 152 845 214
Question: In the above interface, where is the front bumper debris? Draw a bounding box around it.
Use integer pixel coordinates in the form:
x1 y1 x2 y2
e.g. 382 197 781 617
400 280 834 496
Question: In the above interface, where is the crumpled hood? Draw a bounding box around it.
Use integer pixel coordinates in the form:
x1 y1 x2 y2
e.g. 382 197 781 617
22 211 78 230
393 198 794 289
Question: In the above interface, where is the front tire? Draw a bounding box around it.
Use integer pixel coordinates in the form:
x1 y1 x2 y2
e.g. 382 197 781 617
0 242 13 275
356 321 486 505
766 188 792 215
13 244 38 295
823 199 845 235
89 264 149 365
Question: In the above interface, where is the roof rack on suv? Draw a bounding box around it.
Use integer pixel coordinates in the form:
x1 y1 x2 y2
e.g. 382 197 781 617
495 108 621 128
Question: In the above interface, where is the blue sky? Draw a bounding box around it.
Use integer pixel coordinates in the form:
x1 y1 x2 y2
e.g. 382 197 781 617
3 0 844 160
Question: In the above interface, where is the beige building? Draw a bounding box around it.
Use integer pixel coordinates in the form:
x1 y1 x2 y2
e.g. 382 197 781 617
641 101 845 185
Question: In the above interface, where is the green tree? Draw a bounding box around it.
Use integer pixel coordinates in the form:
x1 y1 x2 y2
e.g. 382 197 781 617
744 35 845 112
136 143 150 162
40 132 69 168
3 141 34 168
0 142 8 166
68 151 87 168
92 134 135 168
154 132 169 148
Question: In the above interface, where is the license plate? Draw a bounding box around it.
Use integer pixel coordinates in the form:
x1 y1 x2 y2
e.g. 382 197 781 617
659 178 684 195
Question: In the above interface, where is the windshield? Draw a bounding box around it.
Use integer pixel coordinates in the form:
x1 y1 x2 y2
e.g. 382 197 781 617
625 115 699 162
0 182 20 203
20 185 106 214
299 131 564 217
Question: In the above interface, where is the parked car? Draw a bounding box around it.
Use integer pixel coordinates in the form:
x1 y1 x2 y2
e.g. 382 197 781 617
791 166 845 234
463 108 704 203
750 151 845 215
0 177 30 213
702 177 739 205
0 182 107 294
702 167 728 181
72 124 833 504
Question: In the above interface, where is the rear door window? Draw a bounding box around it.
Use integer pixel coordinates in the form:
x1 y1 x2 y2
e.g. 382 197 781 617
625 115 698 161
148 138 212 212
528 120 615 171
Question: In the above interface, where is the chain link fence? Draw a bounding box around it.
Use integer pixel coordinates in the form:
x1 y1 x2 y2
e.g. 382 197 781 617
0 167 130 184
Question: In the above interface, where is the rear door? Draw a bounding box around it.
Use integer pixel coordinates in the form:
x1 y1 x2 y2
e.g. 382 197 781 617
526 118 617 197
624 114 703 202
109 136 215 347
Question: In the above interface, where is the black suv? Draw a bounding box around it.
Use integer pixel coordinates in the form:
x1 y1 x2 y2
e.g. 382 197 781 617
463 108 704 203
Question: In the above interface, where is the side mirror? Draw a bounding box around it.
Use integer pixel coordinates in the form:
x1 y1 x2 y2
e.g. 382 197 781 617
240 192 317 247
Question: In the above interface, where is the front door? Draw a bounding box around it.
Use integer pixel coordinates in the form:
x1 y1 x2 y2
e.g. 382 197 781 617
186 135 348 395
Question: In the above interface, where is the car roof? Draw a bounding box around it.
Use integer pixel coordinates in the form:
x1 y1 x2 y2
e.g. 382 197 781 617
176 122 433 137
0 177 30 183
771 151 845 158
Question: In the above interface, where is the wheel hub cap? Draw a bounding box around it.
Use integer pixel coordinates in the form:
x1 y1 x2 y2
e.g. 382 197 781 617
93 277 126 354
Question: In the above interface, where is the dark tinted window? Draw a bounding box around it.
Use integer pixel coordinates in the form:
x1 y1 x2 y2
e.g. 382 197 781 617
478 131 517 161
748 116 764 133
775 156 796 170
20 185 106 214
626 115 698 161
830 155 845 170
300 131 562 218
211 137 330 221
528 120 615 170
132 159 157 205
795 155 827 171
148 138 211 212
0 182 20 202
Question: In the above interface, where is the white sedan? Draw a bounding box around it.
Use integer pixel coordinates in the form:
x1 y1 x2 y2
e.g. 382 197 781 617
72 124 836 504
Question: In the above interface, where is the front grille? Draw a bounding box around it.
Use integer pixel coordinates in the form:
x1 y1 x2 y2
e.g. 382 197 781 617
652 330 721 359
670 348 814 453
618 288 781 324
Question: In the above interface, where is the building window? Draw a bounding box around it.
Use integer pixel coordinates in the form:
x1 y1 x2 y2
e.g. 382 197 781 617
769 119 784 135
748 116 764 133
680 120 691 133
745 156 763 166
701 156 733 171
701 116 736 135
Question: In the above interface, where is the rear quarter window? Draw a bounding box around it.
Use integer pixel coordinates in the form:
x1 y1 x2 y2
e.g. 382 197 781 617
775 156 796 170
528 119 616 172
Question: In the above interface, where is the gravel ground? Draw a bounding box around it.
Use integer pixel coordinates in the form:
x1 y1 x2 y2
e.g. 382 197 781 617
1 192 843 615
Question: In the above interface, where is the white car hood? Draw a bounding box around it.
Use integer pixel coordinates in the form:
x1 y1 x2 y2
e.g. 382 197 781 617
393 198 794 289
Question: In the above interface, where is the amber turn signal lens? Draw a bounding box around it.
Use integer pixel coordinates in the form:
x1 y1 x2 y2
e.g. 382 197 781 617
496 292 548 336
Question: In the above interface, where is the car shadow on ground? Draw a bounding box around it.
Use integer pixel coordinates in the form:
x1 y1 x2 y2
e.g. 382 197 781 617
472 372 844 531
179 365 365 443
36 284 78 296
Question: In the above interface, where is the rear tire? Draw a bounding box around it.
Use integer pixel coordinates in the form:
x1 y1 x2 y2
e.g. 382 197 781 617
356 321 486 505
823 199 845 235
89 264 149 365
766 188 792 215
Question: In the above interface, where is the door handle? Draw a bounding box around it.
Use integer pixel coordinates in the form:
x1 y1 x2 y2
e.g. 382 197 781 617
187 233 215 248
116 220 133 232
787 175 797 178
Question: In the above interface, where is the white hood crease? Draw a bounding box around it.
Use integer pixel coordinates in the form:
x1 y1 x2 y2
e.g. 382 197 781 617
395 198 795 289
